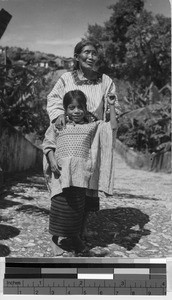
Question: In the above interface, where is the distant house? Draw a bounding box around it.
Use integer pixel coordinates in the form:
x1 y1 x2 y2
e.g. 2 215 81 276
13 60 27 67
54 57 64 68
38 58 49 68
35 56 64 69
33 56 74 70
63 58 74 70
48 60 58 68
48 57 74 70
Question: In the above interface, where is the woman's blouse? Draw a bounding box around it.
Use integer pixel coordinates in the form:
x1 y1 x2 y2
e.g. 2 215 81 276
47 70 121 123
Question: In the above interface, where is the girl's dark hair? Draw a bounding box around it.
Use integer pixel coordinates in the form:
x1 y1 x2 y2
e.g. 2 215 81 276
63 90 87 111
63 90 98 123
73 39 99 70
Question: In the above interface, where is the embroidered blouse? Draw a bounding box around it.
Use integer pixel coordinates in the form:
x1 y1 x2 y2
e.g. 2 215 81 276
47 70 121 123
42 120 115 198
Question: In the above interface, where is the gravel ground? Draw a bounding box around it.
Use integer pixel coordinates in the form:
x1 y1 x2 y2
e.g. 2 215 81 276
0 151 172 258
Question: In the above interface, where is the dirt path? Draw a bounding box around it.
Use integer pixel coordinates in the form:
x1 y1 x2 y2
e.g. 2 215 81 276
0 152 172 258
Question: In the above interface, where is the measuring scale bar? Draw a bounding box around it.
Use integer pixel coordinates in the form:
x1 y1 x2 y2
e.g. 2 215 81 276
3 258 167 295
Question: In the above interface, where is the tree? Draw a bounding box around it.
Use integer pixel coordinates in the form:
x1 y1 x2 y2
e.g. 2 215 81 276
85 23 105 44
125 11 171 87
85 0 171 155
104 0 144 65
85 0 171 87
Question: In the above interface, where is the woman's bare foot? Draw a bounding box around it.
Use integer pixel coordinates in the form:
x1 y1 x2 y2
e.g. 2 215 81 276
80 229 98 240
71 235 85 253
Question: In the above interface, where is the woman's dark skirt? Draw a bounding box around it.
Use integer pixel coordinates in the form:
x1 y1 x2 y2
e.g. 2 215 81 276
49 187 86 237
84 196 99 212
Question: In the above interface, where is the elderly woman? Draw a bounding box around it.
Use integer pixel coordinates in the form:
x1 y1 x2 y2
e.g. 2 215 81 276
46 39 121 253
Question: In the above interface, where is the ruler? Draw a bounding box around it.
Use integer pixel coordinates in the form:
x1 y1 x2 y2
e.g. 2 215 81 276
1 258 171 296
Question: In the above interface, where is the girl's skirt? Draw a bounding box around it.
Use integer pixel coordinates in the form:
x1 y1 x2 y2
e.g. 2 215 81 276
49 186 86 237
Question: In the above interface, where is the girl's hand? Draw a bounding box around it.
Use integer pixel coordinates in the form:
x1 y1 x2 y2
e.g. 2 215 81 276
49 157 61 177
107 94 116 106
55 114 66 130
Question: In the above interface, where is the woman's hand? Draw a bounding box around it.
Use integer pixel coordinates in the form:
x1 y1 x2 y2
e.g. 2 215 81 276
107 94 116 106
55 114 66 130
107 94 118 131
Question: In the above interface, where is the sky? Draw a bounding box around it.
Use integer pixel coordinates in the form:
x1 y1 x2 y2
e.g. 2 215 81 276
0 0 171 58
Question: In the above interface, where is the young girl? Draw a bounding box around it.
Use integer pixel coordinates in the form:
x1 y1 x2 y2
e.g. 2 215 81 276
43 90 117 256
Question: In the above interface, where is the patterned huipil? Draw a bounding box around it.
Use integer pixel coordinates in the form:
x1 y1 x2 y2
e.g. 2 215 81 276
43 120 115 199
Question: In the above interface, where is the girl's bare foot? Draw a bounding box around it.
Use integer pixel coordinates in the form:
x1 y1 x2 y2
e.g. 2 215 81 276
51 236 67 256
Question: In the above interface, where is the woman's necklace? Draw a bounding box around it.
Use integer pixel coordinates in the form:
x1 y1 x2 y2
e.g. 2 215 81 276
77 69 87 80
76 69 98 85
78 66 98 80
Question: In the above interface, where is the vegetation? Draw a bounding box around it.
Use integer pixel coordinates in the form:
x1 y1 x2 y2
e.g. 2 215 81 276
0 52 51 142
0 0 171 155
0 47 68 143
85 0 171 154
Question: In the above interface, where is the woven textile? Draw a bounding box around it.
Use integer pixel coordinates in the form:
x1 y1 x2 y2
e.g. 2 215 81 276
55 122 97 160
49 187 86 236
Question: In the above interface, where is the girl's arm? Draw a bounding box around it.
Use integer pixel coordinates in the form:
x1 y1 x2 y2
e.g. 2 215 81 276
42 125 61 177
107 95 118 130
47 150 61 177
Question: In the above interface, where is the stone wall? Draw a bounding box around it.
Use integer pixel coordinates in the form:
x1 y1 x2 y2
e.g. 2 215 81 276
0 118 43 183
115 139 171 173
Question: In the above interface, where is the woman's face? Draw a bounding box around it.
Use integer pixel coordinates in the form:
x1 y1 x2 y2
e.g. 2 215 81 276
76 45 98 71
66 99 86 123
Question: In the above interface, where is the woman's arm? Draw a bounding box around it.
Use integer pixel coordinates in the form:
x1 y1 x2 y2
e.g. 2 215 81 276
107 95 118 130
103 75 121 117
42 124 57 155
47 76 65 123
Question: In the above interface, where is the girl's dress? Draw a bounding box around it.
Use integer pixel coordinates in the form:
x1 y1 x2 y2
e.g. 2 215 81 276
43 120 115 237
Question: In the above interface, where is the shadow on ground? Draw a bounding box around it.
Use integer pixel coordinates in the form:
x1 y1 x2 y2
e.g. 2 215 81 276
85 207 150 255
3 170 47 192
0 224 20 240
0 198 21 209
0 224 20 257
0 244 10 256
53 207 151 257
113 192 158 201
0 170 47 210
16 204 49 216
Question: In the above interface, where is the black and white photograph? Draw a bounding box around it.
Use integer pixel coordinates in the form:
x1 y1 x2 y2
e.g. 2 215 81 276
0 0 171 261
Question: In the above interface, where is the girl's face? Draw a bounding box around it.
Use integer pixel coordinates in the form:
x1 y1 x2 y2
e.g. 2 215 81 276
76 45 98 71
66 99 86 123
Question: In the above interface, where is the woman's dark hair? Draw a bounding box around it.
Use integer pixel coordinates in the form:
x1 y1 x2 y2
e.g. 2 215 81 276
63 90 87 111
73 39 99 70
